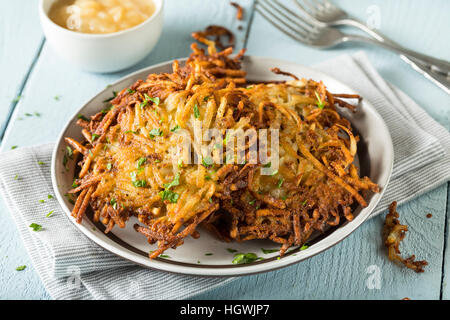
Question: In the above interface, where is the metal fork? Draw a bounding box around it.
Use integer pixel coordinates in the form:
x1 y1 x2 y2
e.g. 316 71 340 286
255 0 450 94
293 0 450 94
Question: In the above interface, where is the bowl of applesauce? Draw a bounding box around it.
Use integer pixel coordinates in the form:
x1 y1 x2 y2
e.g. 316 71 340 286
39 0 164 72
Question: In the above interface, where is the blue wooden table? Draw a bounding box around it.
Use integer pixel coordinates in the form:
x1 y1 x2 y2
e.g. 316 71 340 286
1 0 449 300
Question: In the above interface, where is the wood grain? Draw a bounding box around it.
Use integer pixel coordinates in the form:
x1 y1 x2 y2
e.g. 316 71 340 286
0 0 449 300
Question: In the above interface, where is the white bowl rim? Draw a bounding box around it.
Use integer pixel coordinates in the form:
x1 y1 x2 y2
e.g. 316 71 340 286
51 56 394 276
39 0 164 39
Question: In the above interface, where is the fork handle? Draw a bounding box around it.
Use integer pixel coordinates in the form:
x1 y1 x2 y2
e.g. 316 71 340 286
336 18 450 76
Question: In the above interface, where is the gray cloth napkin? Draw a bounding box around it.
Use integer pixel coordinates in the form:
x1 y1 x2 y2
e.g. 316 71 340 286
0 51 449 300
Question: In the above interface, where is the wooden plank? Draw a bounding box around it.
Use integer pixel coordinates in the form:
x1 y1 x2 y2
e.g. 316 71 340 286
0 1 44 140
0 0 254 299
195 0 450 299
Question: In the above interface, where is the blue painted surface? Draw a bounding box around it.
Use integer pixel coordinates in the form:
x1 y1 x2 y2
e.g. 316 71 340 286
0 0 449 299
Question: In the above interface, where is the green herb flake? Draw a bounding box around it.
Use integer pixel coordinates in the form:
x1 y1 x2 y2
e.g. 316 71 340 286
261 248 279 254
170 125 180 132
159 189 179 203
110 198 118 210
12 95 22 103
193 104 200 118
315 91 325 110
300 243 309 250
227 248 238 253
130 172 147 188
38 199 45 203
29 223 43 232
54 95 61 101
46 210 55 218
205 253 213 256
263 162 271 168
159 254 170 258
91 133 100 142
11 145 17 150
248 199 256 205
137 157 147 169
232 253 263 264
77 114 89 121
14 174 19 180
15 265 26 271
277 178 284 188
163 173 180 190
202 156 214 167
127 88 135 94
106 163 112 171
149 128 163 139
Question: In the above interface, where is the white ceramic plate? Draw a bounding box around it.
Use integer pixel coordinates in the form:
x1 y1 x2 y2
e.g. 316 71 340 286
51 56 394 276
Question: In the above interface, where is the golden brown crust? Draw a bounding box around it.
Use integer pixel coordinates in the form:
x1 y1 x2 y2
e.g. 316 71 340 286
383 201 428 273
65 36 379 259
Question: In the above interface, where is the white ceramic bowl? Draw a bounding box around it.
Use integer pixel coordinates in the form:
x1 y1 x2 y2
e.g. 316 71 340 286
51 56 394 276
39 0 164 73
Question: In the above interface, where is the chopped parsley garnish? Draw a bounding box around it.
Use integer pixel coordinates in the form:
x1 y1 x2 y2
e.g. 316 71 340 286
159 254 170 258
34 112 41 117
72 180 78 188
147 94 160 106
302 200 307 206
170 125 180 132
137 157 147 169
262 162 271 168
15 265 26 271
149 128 163 139
163 173 180 189
14 174 19 180
25 113 33 117
54 95 61 101
127 88 135 94
106 163 112 170
130 172 147 188
159 173 180 203
38 199 45 203
12 95 22 103
232 253 263 264
261 248 279 254
91 133 100 142
205 253 213 256
193 104 200 118
300 243 309 250
11 145 17 150
227 248 238 253
203 96 209 102
277 178 284 188
46 210 54 218
159 189 179 203
103 91 117 102
315 91 325 110
124 130 137 134
248 199 256 205
77 114 89 121
38 161 45 165
110 198 118 210
29 223 42 231
202 156 213 167
271 169 278 176
64 193 75 204
66 146 73 158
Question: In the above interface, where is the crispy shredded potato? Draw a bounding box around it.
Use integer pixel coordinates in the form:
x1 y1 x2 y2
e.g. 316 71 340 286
66 37 379 259
383 201 428 273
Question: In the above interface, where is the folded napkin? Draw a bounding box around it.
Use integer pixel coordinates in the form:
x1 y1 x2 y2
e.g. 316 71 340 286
0 52 449 300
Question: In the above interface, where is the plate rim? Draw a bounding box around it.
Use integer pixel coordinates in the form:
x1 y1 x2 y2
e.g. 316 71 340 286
51 55 394 276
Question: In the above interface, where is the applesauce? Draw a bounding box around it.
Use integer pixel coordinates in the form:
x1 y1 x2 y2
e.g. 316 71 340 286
48 0 156 34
